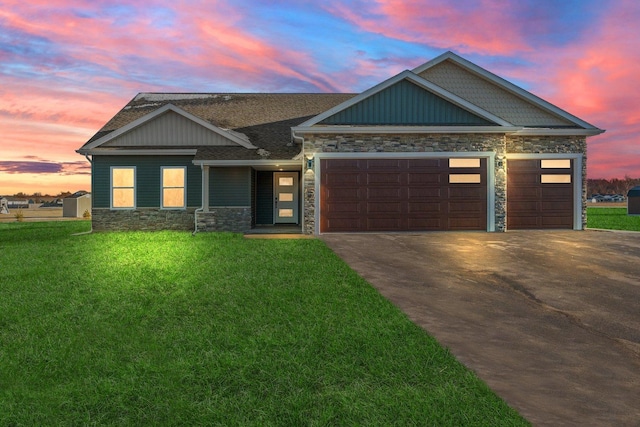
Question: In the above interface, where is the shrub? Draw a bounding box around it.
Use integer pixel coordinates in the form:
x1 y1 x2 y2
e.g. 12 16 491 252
14 208 24 222
82 209 91 219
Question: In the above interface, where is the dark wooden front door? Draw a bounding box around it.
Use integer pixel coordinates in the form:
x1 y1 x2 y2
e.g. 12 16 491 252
507 159 574 229
320 158 487 232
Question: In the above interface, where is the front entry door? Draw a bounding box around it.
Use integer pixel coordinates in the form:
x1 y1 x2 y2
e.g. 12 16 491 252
274 172 299 224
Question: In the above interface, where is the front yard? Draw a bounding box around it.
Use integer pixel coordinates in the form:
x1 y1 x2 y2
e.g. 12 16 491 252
586 207 640 231
0 221 526 425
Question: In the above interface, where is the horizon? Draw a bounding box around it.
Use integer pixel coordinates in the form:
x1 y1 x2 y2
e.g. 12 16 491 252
2 0 639 195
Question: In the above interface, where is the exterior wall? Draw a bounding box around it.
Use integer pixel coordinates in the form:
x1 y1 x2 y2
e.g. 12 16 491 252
196 208 252 232
506 135 587 229
303 133 507 234
209 167 252 206
92 208 195 231
91 155 201 208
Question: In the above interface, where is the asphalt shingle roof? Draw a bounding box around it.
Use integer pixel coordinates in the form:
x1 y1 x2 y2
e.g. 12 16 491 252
81 93 356 160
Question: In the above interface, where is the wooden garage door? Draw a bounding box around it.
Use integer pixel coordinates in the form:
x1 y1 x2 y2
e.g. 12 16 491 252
320 158 487 232
507 159 573 229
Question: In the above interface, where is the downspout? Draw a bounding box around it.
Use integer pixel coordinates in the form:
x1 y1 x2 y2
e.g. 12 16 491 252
192 163 205 236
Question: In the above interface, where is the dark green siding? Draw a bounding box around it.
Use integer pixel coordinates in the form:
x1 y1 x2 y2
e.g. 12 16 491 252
210 167 251 206
91 156 201 208
320 79 495 126
255 171 274 225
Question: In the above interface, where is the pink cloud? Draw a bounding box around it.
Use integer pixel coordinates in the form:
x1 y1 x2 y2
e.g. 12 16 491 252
325 0 532 55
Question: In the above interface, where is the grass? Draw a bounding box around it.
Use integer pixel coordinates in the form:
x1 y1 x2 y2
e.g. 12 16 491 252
587 207 640 231
0 221 527 426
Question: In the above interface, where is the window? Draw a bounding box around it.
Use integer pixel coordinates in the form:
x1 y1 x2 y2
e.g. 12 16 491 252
541 174 571 184
162 167 186 209
111 167 135 209
449 158 480 168
449 174 481 183
278 177 294 186
541 159 571 169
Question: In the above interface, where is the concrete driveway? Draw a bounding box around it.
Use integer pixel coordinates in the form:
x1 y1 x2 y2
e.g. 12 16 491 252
322 230 640 427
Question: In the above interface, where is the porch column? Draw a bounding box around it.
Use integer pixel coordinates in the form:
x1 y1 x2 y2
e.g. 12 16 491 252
203 165 210 212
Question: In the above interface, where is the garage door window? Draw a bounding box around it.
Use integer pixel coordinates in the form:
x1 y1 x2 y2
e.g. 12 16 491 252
541 174 571 184
541 159 571 168
449 158 481 168
449 174 481 183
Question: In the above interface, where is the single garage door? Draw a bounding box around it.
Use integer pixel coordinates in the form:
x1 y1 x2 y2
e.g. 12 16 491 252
320 158 487 232
507 159 574 229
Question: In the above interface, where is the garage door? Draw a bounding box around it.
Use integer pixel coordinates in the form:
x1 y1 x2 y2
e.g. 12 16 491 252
320 158 487 232
507 159 573 229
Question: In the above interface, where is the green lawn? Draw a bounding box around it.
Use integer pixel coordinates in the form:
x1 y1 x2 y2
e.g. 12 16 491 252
0 221 527 426
587 207 640 231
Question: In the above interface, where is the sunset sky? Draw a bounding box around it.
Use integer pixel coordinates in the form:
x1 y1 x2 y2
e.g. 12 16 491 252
1 0 639 195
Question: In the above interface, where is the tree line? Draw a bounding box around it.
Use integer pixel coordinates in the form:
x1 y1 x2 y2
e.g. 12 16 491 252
587 177 640 196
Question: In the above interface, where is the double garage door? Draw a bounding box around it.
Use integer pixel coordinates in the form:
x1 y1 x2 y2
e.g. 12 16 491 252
320 158 487 232
320 157 576 233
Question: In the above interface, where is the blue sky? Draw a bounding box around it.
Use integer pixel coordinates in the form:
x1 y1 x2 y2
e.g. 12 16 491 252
1 0 639 194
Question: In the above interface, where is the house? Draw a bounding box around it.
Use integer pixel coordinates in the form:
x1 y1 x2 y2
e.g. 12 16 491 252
76 51 604 234
63 191 92 218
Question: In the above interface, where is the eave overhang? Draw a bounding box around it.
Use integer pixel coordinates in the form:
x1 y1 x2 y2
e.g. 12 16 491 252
513 128 605 136
292 125 521 134
76 148 198 156
192 159 301 169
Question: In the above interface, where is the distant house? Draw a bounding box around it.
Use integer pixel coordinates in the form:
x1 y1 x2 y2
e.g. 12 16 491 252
63 191 91 218
77 51 604 234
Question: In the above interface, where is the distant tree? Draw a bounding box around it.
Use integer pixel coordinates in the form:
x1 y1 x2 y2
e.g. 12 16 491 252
587 177 640 196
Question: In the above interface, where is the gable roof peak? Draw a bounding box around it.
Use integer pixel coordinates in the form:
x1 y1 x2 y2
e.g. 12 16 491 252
412 52 602 132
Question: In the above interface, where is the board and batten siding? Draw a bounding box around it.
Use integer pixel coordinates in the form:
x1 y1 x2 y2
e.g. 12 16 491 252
101 110 240 147
209 167 252 207
92 156 201 208
320 79 494 126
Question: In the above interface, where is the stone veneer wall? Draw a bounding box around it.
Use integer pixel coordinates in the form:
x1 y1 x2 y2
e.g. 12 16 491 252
506 135 587 229
196 207 252 232
92 208 195 231
303 133 507 234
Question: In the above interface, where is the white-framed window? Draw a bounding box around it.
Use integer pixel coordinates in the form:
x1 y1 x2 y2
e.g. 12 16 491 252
541 159 571 169
541 174 572 184
449 158 481 168
111 167 136 209
161 166 186 209
449 174 482 183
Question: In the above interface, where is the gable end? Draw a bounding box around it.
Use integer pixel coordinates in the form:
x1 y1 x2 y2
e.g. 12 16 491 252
102 110 243 147
319 79 495 126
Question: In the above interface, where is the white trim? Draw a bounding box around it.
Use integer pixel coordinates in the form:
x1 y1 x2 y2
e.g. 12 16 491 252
505 153 583 230
298 70 514 128
160 166 187 210
513 128 604 136
192 159 302 168
78 104 256 152
412 51 603 132
312 152 496 234
110 166 136 210
292 125 520 134
79 149 198 156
